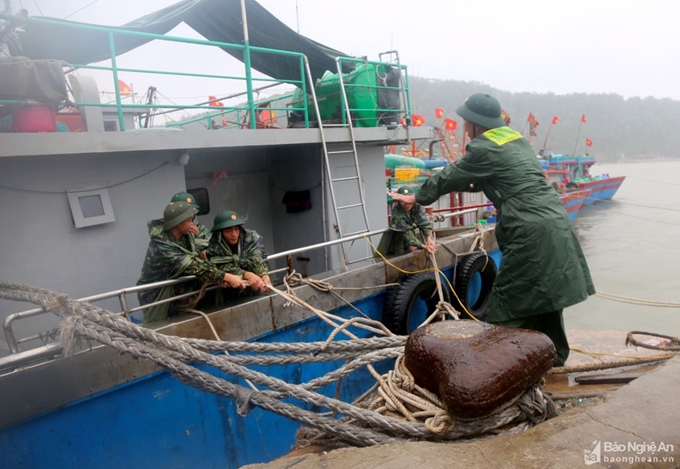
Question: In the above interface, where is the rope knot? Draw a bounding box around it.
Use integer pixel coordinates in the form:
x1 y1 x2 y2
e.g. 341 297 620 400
395 355 416 391
425 409 453 434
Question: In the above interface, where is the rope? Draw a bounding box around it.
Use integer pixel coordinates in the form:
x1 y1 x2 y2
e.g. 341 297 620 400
282 270 398 320
301 353 557 446
595 291 680 308
0 280 557 447
625 331 680 351
361 228 489 321
548 355 673 375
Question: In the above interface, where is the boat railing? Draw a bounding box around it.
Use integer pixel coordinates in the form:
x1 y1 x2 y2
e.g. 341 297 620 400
0 12 310 131
1 209 479 367
0 13 412 133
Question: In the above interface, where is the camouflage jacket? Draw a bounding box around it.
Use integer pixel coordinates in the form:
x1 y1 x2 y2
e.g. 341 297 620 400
389 202 433 250
207 227 269 277
147 217 210 249
137 220 224 324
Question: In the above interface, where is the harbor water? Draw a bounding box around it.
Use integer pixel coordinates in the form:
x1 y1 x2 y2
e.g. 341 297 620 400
564 159 680 337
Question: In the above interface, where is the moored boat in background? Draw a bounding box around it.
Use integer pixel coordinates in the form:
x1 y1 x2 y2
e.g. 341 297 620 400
547 154 626 203
559 189 592 222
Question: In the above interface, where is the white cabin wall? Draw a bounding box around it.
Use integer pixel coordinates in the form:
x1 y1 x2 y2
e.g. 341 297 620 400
0 152 186 354
187 149 275 254
186 145 327 279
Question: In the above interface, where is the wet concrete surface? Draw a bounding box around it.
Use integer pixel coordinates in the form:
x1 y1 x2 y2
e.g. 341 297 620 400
243 354 680 469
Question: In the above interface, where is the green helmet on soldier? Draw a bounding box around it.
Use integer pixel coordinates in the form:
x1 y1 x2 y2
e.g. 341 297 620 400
163 201 195 230
455 93 506 129
211 209 247 232
170 191 199 210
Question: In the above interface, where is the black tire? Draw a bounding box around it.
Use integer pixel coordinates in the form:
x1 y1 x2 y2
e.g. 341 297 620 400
565 181 579 190
454 254 497 320
382 272 451 335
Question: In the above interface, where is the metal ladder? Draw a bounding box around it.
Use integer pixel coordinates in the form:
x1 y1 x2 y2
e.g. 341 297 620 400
303 53 409 265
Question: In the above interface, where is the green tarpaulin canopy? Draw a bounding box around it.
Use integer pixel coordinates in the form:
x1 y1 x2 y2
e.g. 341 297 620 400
18 0 350 82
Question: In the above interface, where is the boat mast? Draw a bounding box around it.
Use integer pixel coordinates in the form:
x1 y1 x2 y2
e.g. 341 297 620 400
240 0 256 128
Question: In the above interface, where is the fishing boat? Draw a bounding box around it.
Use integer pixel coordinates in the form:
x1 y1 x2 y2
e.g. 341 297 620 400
558 189 592 222
546 154 626 203
0 2 507 467
2 4 672 469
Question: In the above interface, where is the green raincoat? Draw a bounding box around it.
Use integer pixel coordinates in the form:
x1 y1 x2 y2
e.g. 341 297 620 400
137 219 225 324
416 127 595 322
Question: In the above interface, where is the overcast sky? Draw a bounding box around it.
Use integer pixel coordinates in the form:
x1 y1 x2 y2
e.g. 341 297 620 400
17 0 680 106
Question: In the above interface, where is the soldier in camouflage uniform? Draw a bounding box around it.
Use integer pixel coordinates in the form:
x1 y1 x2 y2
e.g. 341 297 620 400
377 186 436 256
207 210 271 297
144 191 211 256
137 201 245 324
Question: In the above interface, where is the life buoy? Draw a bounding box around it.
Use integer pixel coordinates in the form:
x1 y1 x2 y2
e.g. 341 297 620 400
382 272 450 335
454 254 497 320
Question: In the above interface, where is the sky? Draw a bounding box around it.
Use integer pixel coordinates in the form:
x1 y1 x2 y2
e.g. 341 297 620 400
13 0 680 109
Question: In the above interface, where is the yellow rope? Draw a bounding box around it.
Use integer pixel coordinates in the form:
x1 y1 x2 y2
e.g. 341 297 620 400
361 233 480 322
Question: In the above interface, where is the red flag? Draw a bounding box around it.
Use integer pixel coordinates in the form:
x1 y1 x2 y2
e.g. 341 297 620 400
581 114 587 123
412 114 425 127
500 109 511 126
527 113 539 137
551 116 559 125
586 138 593 147
118 80 131 97
444 118 457 130
208 96 224 107
435 108 444 119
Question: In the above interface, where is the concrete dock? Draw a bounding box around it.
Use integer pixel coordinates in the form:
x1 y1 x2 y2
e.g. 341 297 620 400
244 355 680 469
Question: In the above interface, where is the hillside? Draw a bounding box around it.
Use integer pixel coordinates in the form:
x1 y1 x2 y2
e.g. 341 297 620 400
408 76 680 162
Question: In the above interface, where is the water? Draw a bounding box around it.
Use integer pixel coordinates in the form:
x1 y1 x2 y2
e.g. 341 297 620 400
564 160 680 337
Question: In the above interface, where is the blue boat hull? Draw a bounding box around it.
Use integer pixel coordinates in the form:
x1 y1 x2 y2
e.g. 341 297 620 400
0 295 391 468
578 176 626 204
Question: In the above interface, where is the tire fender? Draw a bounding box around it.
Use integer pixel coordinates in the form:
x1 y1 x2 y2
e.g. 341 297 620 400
382 272 450 335
454 254 497 320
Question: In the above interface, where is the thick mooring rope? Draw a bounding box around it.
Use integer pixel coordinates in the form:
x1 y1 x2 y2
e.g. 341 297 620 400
0 281 554 447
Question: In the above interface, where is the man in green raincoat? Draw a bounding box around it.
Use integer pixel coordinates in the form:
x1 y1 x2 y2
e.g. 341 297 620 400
391 93 595 366
207 209 271 297
137 201 245 324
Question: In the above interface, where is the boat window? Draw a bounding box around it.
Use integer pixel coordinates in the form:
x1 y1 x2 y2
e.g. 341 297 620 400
188 187 210 216
67 188 116 228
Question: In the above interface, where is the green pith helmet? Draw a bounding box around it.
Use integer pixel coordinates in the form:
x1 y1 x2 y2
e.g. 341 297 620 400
455 93 506 130
397 185 414 195
162 201 195 230
170 191 199 209
211 209 247 232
